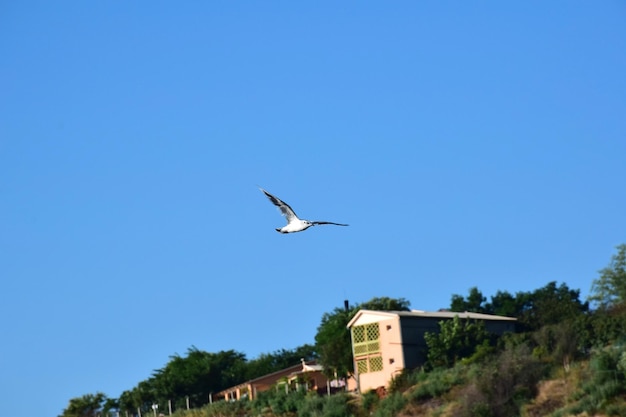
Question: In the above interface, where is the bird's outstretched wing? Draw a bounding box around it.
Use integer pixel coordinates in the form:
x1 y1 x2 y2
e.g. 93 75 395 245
259 188 299 223
312 221 349 227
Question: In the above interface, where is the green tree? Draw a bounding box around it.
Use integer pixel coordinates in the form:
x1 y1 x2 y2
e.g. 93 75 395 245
102 397 119 416
454 282 588 332
424 315 491 368
518 281 588 331
118 347 248 414
589 244 626 309
153 347 247 409
486 290 524 317
531 320 582 369
133 379 157 413
315 297 410 378
244 344 317 380
361 296 411 312
118 390 136 416
59 392 107 417
458 344 546 417
450 287 487 313
315 305 354 379
584 246 626 345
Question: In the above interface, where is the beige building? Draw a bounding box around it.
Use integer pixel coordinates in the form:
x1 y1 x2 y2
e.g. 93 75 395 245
215 360 337 401
347 309 517 393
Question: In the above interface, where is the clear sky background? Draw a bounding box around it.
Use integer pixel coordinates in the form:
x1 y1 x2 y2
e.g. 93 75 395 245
1 2 625 416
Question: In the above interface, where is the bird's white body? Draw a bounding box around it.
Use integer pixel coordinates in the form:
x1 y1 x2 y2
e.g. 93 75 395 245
259 187 348 234
278 219 313 234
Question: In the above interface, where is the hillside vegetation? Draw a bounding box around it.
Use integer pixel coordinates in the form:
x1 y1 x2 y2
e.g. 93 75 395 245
60 245 626 417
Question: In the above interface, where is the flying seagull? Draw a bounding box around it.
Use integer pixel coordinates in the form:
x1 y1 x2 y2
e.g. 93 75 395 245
259 187 349 234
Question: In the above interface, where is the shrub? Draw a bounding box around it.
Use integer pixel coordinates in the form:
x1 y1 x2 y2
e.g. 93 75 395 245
618 351 626 378
388 368 428 393
581 346 626 412
552 344 626 416
425 316 492 368
360 390 379 412
408 365 466 403
297 394 326 417
280 389 306 414
373 392 407 417
295 393 355 417
457 343 546 417
586 305 626 347
203 399 248 417
258 388 306 415
321 394 356 417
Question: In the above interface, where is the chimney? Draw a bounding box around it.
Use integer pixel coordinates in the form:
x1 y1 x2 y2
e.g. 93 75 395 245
344 300 349 311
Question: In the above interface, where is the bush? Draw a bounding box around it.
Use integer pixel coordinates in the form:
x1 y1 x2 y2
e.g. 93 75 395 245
425 316 492 368
408 365 466 403
457 343 546 417
551 344 626 416
270 389 306 415
586 305 626 347
298 394 353 417
618 351 626 378
581 346 626 413
297 394 326 417
373 392 407 417
360 390 380 412
319 394 355 417
388 368 427 393
203 399 248 417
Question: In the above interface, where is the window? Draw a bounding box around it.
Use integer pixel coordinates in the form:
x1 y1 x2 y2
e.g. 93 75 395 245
352 323 380 355
369 356 383 372
356 358 368 374
356 355 383 374
352 323 383 374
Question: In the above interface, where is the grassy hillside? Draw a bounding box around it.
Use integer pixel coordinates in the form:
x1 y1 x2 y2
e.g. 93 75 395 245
168 338 626 417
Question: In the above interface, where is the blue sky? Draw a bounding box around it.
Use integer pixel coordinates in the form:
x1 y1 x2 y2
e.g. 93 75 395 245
1 2 625 416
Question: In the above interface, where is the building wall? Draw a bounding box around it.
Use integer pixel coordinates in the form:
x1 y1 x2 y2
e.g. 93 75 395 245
399 316 441 368
216 362 318 401
483 320 516 334
353 314 516 393
398 316 516 371
353 318 406 392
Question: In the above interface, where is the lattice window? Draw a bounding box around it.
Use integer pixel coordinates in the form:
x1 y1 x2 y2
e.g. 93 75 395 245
356 355 384 374
369 356 383 372
353 326 365 344
356 358 368 374
354 344 368 355
367 323 379 340
353 322 384 375
352 323 381 356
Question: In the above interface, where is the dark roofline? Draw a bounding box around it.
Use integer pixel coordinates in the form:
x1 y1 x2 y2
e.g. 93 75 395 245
347 309 516 328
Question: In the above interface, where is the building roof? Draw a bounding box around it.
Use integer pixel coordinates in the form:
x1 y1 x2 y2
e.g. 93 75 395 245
215 360 322 397
347 309 517 328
